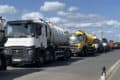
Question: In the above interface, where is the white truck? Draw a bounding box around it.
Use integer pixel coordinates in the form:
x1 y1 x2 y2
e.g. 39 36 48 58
4 19 71 66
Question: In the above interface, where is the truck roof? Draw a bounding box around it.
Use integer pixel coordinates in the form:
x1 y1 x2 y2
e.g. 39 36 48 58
73 30 85 35
7 20 34 24
7 19 46 24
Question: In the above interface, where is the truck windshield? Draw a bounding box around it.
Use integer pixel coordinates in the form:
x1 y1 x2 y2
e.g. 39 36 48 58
94 39 100 43
5 23 35 37
102 38 108 43
69 35 84 44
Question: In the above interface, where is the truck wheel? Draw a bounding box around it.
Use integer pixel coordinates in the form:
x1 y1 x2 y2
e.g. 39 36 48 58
49 50 55 62
62 49 71 60
44 49 51 63
47 47 55 62
65 50 71 59
35 56 45 67
0 54 6 71
80 50 85 57
39 56 45 64
35 50 45 67
82 47 88 56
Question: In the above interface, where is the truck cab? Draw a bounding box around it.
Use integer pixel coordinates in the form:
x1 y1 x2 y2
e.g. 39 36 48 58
101 38 109 52
69 32 84 56
69 30 86 56
93 38 103 53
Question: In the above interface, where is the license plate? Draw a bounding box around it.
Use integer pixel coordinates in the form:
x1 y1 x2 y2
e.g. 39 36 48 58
12 59 21 62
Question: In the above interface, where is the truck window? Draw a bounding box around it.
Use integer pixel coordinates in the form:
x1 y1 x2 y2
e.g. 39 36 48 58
36 23 42 35
45 25 47 37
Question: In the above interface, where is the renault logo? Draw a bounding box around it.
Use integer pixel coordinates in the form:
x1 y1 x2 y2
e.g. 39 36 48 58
16 50 19 53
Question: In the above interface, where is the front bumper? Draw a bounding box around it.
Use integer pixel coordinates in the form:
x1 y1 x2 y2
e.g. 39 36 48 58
69 44 82 53
4 46 35 65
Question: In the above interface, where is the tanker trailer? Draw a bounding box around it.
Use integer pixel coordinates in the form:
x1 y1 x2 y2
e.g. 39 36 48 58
69 30 97 56
4 19 71 66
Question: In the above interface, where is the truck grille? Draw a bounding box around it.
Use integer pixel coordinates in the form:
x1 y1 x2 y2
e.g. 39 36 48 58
11 48 26 58
12 49 24 54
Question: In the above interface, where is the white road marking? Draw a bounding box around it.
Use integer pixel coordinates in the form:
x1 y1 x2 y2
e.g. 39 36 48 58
98 59 120 80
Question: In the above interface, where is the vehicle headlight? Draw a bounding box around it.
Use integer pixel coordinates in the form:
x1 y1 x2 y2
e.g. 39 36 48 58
77 43 83 48
102 43 107 46
4 48 9 55
27 49 34 56
94 44 99 48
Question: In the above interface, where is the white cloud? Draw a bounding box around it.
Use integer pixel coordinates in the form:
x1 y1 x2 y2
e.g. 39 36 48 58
75 20 120 27
106 30 113 34
40 1 65 12
68 6 78 12
116 34 120 37
21 12 44 20
57 11 66 16
49 17 61 23
0 5 16 14
50 18 120 29
58 11 101 20
105 20 120 26
79 20 119 27
57 11 120 28
48 17 67 23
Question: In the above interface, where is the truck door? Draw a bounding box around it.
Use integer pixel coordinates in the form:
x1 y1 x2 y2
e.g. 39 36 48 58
35 23 47 48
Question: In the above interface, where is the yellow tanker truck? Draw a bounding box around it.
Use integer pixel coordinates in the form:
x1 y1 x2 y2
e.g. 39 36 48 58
69 30 97 56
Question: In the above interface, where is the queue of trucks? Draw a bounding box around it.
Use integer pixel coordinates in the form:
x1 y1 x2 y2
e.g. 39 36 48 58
69 30 110 56
0 17 118 70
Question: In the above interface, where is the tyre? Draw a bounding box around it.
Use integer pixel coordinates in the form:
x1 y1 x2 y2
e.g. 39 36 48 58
47 47 55 62
49 49 55 62
0 54 6 71
62 49 71 60
83 47 88 56
35 56 45 67
44 49 51 63
39 56 45 64
80 50 85 57
35 49 45 67
65 50 72 59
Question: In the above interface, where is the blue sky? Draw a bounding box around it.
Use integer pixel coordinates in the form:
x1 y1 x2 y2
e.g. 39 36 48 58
0 0 120 41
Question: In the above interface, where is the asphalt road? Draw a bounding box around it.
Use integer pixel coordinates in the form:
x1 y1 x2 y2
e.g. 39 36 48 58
0 49 120 80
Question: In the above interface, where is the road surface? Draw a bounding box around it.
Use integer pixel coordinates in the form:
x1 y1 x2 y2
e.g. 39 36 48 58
0 49 120 80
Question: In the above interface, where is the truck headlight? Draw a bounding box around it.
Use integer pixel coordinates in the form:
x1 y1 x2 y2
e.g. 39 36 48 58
94 44 99 48
77 43 83 48
102 43 107 46
27 49 34 56
4 48 9 55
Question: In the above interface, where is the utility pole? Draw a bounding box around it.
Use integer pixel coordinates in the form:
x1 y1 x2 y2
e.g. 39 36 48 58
100 31 104 40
